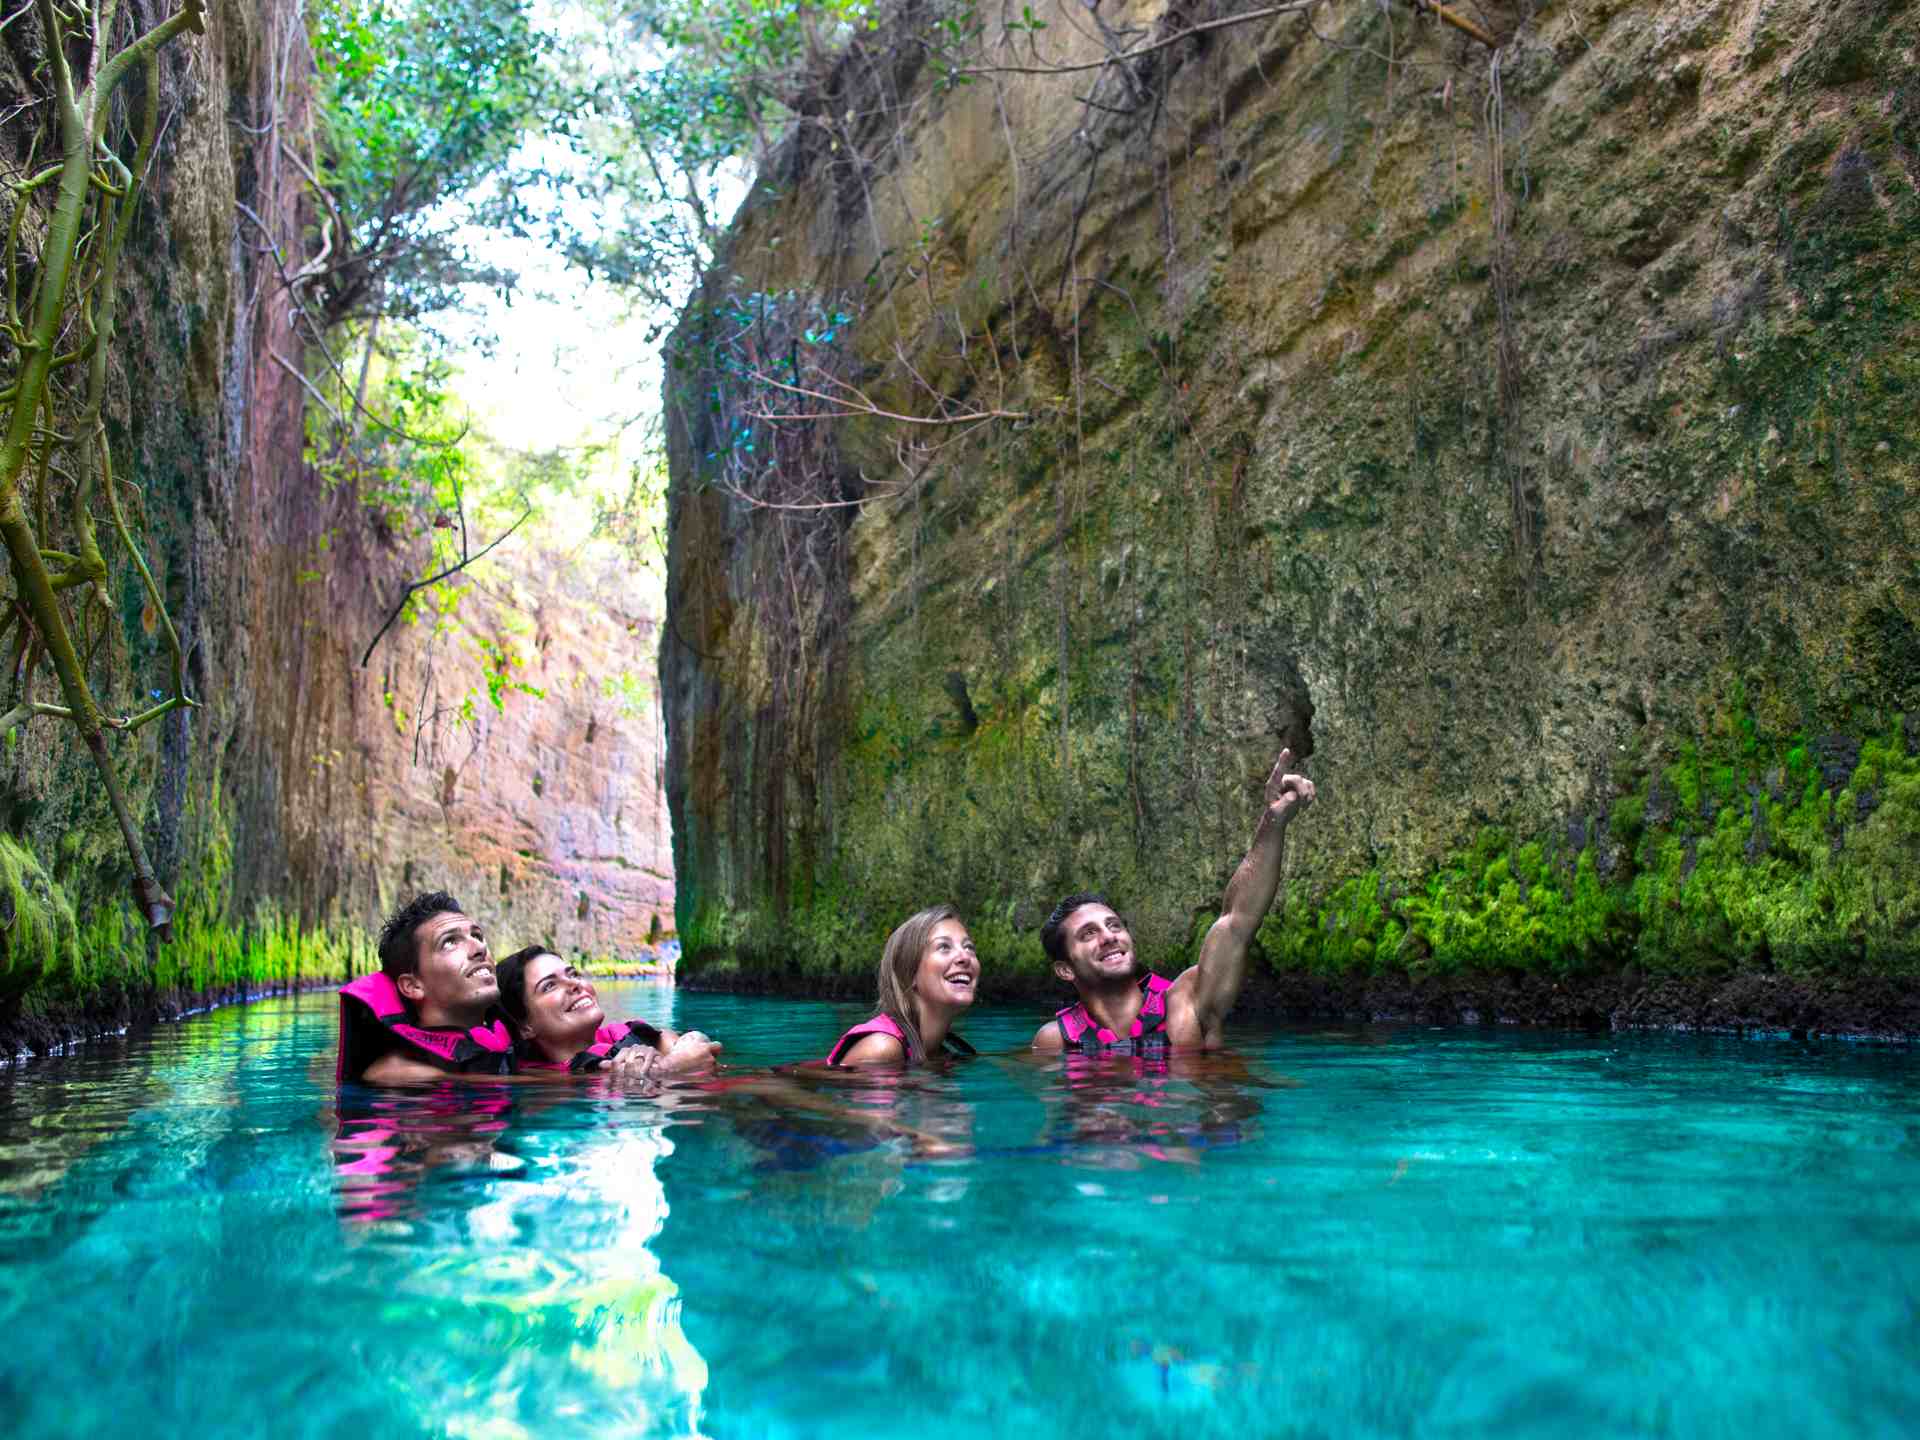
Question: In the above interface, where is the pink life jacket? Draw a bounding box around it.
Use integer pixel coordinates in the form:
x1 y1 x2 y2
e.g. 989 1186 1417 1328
336 972 515 1083
1054 972 1175 1055
517 1019 664 1074
826 1012 977 1066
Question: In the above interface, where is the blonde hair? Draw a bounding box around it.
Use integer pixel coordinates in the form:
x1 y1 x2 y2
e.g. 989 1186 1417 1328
872 903 963 1062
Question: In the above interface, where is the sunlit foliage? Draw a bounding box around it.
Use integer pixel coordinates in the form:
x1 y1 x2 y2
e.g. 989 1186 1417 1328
308 0 558 323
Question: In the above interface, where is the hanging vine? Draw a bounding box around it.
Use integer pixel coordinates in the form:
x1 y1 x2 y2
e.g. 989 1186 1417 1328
0 0 207 939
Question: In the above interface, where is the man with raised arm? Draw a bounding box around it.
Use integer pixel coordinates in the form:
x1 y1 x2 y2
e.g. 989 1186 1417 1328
1032 749 1315 1054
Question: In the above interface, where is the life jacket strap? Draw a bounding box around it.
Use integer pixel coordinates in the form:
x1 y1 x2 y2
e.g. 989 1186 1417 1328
1059 972 1171 1055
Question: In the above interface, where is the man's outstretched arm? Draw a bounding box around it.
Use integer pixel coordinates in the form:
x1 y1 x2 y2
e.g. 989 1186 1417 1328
1177 748 1315 1045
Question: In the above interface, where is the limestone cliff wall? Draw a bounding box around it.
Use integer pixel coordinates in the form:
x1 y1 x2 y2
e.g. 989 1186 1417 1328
0 2 672 1043
352 551 675 960
665 0 1920 1020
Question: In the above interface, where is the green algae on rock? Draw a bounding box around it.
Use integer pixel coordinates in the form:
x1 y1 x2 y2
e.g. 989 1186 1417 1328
0 837 81 1004
661 0 1920 1030
1258 716 1920 981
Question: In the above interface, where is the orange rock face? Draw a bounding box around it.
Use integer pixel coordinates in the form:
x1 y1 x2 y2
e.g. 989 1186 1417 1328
357 550 676 960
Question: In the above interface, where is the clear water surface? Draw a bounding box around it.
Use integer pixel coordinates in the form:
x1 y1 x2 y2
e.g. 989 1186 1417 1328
1 985 1916 1438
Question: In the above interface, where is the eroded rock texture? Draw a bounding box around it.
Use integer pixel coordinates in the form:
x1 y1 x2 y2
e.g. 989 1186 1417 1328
356 553 674 960
0 1 670 1035
664 0 1920 1005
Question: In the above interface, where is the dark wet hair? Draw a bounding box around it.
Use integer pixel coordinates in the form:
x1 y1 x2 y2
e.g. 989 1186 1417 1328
377 891 465 978
494 944 560 1027
1039 892 1120 964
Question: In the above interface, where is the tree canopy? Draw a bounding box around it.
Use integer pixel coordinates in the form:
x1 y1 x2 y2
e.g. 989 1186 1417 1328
308 0 557 324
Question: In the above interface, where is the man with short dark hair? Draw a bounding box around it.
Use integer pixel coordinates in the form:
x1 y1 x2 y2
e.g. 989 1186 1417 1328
338 892 517 1084
1032 748 1314 1053
341 892 719 1085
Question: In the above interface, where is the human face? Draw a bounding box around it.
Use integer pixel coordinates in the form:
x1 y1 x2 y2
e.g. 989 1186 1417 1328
912 919 979 1013
520 953 605 1055
398 911 498 1020
1053 903 1136 988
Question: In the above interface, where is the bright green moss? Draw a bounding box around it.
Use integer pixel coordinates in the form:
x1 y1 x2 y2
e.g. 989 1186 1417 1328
1254 715 1920 982
0 837 80 1002
5 770 369 1019
677 720 1920 994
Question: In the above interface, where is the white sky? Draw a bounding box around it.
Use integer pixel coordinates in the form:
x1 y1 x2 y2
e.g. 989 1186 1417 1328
434 222 664 551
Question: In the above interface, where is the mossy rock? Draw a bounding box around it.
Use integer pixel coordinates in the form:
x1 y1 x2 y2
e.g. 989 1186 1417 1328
0 837 80 1002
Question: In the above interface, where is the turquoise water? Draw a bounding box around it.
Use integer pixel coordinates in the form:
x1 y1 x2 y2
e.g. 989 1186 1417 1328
2 985 1917 1438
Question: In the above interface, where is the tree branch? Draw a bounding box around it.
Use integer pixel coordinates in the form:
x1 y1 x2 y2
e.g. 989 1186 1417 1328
954 1 1325 76
360 509 532 667
951 0 1496 78
743 368 1027 425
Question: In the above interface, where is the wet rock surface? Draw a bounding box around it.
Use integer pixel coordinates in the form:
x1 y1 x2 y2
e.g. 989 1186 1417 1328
663 0 1920 1017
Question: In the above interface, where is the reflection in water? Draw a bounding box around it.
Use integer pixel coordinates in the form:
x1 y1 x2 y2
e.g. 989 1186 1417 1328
322 1064 993 1434
8 991 1920 1439
1031 1049 1272 1167
332 1084 516 1223
329 1083 708 1436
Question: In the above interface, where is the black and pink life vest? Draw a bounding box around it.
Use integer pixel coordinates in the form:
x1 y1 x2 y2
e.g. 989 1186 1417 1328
335 972 515 1083
1054 972 1175 1055
825 1012 977 1066
517 1019 665 1074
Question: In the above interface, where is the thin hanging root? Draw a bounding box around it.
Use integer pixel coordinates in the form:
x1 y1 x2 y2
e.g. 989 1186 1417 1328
0 606 17 701
81 578 110 675
101 433 194 730
30 416 52 536
2 142 38 329
9 624 33 693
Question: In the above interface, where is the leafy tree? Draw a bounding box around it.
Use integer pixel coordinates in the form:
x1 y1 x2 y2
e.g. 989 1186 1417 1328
543 0 875 311
307 0 558 327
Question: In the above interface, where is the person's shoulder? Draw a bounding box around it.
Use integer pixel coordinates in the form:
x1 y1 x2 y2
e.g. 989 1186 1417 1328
1030 1019 1064 1052
1158 966 1206 1032
836 1030 907 1067
361 1051 448 1085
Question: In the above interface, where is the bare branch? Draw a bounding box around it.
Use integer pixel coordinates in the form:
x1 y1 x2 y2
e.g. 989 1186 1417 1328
360 509 533 668
954 1 1326 77
743 368 1027 425
1412 0 1498 49
271 348 345 426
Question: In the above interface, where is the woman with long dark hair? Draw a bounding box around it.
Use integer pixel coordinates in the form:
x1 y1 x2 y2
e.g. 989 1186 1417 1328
494 946 718 1076
825 904 980 1067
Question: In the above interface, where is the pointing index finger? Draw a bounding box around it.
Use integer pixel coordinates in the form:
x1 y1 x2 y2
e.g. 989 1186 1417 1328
1267 747 1295 802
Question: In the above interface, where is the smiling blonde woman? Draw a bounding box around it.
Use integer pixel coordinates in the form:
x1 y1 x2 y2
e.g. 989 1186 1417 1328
825 904 981 1067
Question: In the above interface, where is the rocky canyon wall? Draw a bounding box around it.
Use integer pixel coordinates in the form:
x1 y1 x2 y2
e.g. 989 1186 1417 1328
664 0 1920 1028
351 551 675 963
0 1 671 1047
